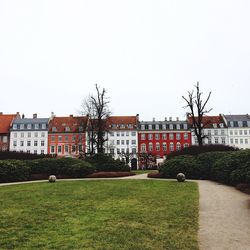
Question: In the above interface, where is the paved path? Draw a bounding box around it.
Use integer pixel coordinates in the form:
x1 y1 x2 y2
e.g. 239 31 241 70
197 180 250 250
1 175 250 250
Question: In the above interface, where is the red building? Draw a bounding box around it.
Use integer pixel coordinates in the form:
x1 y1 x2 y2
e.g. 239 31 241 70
0 112 19 151
48 115 88 157
138 118 191 168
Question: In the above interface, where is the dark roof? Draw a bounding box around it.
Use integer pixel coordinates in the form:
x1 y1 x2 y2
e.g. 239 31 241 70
223 114 250 128
13 118 49 124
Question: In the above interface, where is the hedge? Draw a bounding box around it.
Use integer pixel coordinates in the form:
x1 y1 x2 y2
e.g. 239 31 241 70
159 150 250 186
0 158 95 183
0 151 55 160
85 154 130 172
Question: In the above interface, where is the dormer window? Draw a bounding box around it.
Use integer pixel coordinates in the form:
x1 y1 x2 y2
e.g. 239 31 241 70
52 127 57 132
34 124 39 129
148 124 152 130
141 125 145 130
120 124 125 129
78 126 83 132
220 123 224 128
169 124 173 130
184 124 188 130
128 124 133 129
20 124 24 129
155 124 159 130
213 123 217 128
112 124 117 129
13 124 17 130
65 126 71 132
27 124 32 129
176 124 180 130
42 124 46 129
238 121 243 127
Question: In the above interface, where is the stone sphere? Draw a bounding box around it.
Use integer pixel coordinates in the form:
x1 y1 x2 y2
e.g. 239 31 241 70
176 173 186 182
48 175 56 183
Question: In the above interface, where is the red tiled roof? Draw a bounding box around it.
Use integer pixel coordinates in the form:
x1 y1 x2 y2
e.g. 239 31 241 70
0 114 18 134
107 116 138 130
187 115 225 128
49 116 88 133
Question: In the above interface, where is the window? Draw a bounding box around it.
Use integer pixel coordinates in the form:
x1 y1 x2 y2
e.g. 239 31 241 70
155 124 159 130
162 133 167 140
148 134 153 140
65 136 69 141
141 134 146 140
230 130 233 135
162 124 166 130
221 130 225 136
58 136 62 142
234 130 238 135
126 148 129 153
51 136 55 141
72 136 76 142
141 125 145 130
72 145 76 152
21 133 24 138
240 139 243 144
235 139 238 144
132 140 136 145
126 140 129 145
120 124 125 129
155 134 160 140
65 145 69 153
184 133 188 140
230 138 234 144
41 150 44 154
215 137 219 144
176 124 180 130
176 133 181 140
121 132 125 136
239 130 243 135
222 137 226 144
121 140 125 145
149 143 153 151
13 124 17 130
126 131 129 136
117 132 120 136
27 141 31 147
20 124 24 129
132 148 136 154
110 148 115 154
14 133 17 138
110 131 114 136
141 144 146 152
41 141 45 146
27 124 32 129
208 137 212 144
27 150 30 153
58 145 62 153
34 141 38 146
13 141 17 147
52 127 57 132
3 136 7 143
169 133 174 140
170 143 174 152
131 132 136 136
28 132 31 138
65 126 70 132
176 142 181 151
162 143 167 151
148 125 152 130
42 124 46 129
184 143 189 148
51 145 55 153
169 124 173 130
121 148 125 154
20 141 24 147
245 139 248 144
244 130 248 135
34 132 38 137
34 124 39 129
79 145 83 152
156 143 160 151
117 140 120 145
183 124 188 130
41 132 45 137
34 150 37 154
214 130 218 135
117 148 120 154
208 130 211 135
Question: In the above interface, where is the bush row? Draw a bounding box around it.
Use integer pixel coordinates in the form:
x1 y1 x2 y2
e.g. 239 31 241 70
159 150 250 186
0 151 55 160
0 154 130 183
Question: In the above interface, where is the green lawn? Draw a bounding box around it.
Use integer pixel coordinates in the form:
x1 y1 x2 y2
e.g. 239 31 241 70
0 180 199 250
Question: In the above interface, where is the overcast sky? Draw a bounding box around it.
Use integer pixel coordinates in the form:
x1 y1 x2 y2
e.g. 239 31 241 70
0 0 250 121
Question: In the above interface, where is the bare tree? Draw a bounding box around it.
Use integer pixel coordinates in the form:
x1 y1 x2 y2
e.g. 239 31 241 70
81 84 111 154
182 82 212 146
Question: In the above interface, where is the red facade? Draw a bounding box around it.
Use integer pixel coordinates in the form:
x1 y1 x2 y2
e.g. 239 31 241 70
48 115 87 157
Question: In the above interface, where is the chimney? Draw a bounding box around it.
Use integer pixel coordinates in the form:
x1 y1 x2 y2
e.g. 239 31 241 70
165 117 167 121
16 112 20 119
169 117 172 121
70 114 73 118
0 112 2 115
22 114 25 119
153 117 155 122
176 117 179 121
33 113 37 119
51 112 55 118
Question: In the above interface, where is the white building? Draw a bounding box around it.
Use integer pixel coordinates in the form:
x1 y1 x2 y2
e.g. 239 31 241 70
10 114 49 154
104 115 139 168
189 115 228 146
222 114 250 149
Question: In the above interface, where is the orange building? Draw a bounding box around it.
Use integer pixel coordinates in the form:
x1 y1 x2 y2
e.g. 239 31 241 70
0 112 19 151
48 115 88 157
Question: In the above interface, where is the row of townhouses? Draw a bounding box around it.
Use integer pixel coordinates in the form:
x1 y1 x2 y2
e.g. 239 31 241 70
0 112 250 168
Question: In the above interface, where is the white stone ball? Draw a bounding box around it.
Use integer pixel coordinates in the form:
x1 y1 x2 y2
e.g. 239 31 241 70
48 175 56 183
176 173 186 182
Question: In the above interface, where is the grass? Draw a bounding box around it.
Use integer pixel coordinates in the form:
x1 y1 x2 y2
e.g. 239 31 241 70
0 180 199 250
132 169 159 175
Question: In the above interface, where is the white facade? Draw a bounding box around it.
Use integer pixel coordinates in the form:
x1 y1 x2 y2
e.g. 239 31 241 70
10 117 49 154
105 130 138 160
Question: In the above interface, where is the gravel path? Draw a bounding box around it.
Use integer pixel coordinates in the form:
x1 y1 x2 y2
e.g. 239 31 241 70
198 180 250 250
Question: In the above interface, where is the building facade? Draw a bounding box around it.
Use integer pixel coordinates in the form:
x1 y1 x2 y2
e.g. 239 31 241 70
138 118 191 168
48 115 87 157
0 112 19 151
104 115 139 168
10 114 49 154
188 115 228 146
222 114 250 149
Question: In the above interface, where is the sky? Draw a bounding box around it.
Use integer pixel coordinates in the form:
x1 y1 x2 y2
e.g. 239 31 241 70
0 0 250 121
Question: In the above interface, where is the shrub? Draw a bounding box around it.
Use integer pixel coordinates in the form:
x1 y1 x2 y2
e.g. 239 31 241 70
160 155 199 179
0 151 54 160
65 162 95 178
0 160 30 183
85 154 130 172
167 145 237 159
